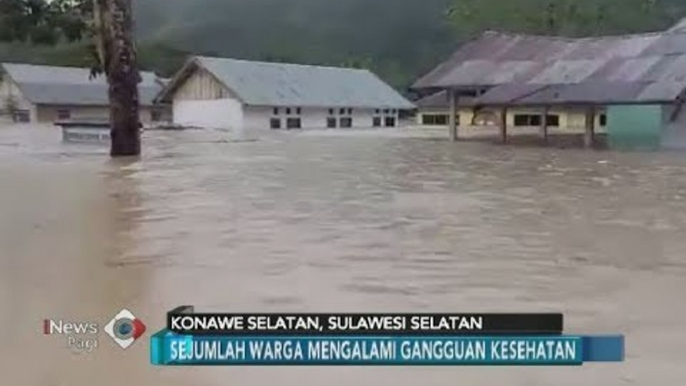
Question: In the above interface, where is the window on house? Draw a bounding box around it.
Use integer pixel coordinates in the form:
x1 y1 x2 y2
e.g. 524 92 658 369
329 108 334 115
514 114 543 127
13 110 30 123
151 109 163 122
384 117 396 127
270 118 281 129
273 108 280 115
286 117 302 129
340 117 353 128
286 108 292 115
384 109 390 114
422 114 449 126
514 115 528 126
57 109 71 121
546 115 560 127
600 114 607 126
348 108 353 115
327 117 337 128
375 109 380 114
296 107 302 115
373 117 382 127
339 108 346 115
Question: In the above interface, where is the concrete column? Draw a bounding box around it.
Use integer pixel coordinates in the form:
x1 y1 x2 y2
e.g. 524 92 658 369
584 107 596 148
448 89 458 142
540 106 549 144
499 107 508 143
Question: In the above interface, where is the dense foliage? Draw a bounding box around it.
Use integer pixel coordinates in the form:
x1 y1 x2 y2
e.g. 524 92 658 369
2 0 686 88
448 0 682 36
0 0 89 44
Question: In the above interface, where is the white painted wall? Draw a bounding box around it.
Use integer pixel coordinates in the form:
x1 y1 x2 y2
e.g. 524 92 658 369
173 98 244 131
301 108 330 129
172 99 404 132
244 106 399 130
354 109 375 128
243 106 273 131
0 75 36 122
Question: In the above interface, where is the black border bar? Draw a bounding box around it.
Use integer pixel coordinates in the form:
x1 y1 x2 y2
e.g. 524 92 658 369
167 307 563 336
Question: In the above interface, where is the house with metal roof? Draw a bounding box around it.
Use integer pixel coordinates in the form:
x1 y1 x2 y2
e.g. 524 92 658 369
0 63 168 124
413 19 686 149
156 56 415 131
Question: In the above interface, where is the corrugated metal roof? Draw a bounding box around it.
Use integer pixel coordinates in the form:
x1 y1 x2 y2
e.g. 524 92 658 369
415 91 449 108
161 57 414 109
1 63 163 106
413 20 686 105
669 17 686 33
414 90 479 108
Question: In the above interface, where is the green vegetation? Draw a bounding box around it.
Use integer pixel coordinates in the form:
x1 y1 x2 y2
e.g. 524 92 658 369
447 0 682 37
2 0 686 88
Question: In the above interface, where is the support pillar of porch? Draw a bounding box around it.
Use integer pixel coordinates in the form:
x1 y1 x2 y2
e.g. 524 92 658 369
584 107 596 148
448 89 458 142
499 107 508 143
540 106 550 144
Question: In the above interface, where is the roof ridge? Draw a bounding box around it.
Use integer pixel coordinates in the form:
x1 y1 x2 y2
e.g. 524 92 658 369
1 62 158 76
481 28 669 41
195 56 371 72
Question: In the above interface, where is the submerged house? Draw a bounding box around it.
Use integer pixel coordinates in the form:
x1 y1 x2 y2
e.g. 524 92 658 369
0 63 168 124
413 19 686 149
156 56 415 131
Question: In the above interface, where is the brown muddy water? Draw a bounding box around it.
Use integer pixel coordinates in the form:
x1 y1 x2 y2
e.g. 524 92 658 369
1 125 686 386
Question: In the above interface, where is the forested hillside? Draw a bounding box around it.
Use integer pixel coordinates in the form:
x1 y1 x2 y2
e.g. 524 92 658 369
2 0 686 89
131 0 456 87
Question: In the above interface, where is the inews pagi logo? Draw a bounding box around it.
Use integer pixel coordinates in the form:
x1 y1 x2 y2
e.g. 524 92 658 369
44 309 146 353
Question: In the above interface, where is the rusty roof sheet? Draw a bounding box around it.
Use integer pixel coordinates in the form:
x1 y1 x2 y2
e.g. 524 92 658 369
413 19 686 105
415 91 449 108
480 83 647 105
414 91 479 108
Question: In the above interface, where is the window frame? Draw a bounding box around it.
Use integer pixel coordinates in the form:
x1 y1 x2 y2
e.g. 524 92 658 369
599 114 607 127
270 118 282 129
384 116 396 127
56 109 71 121
13 109 30 123
340 117 353 128
422 114 448 126
151 109 163 122
545 114 560 127
286 117 302 129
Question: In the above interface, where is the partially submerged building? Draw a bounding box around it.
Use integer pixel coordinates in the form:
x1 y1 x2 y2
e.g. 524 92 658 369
156 56 415 131
0 63 168 124
413 19 686 149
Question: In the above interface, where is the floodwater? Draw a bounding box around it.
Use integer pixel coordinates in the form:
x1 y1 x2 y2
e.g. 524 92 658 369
1 125 686 385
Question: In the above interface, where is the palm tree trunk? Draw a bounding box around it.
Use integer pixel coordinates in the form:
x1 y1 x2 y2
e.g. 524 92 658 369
94 0 141 156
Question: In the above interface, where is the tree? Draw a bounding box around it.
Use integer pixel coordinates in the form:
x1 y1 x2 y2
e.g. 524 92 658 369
0 0 141 156
93 0 141 156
